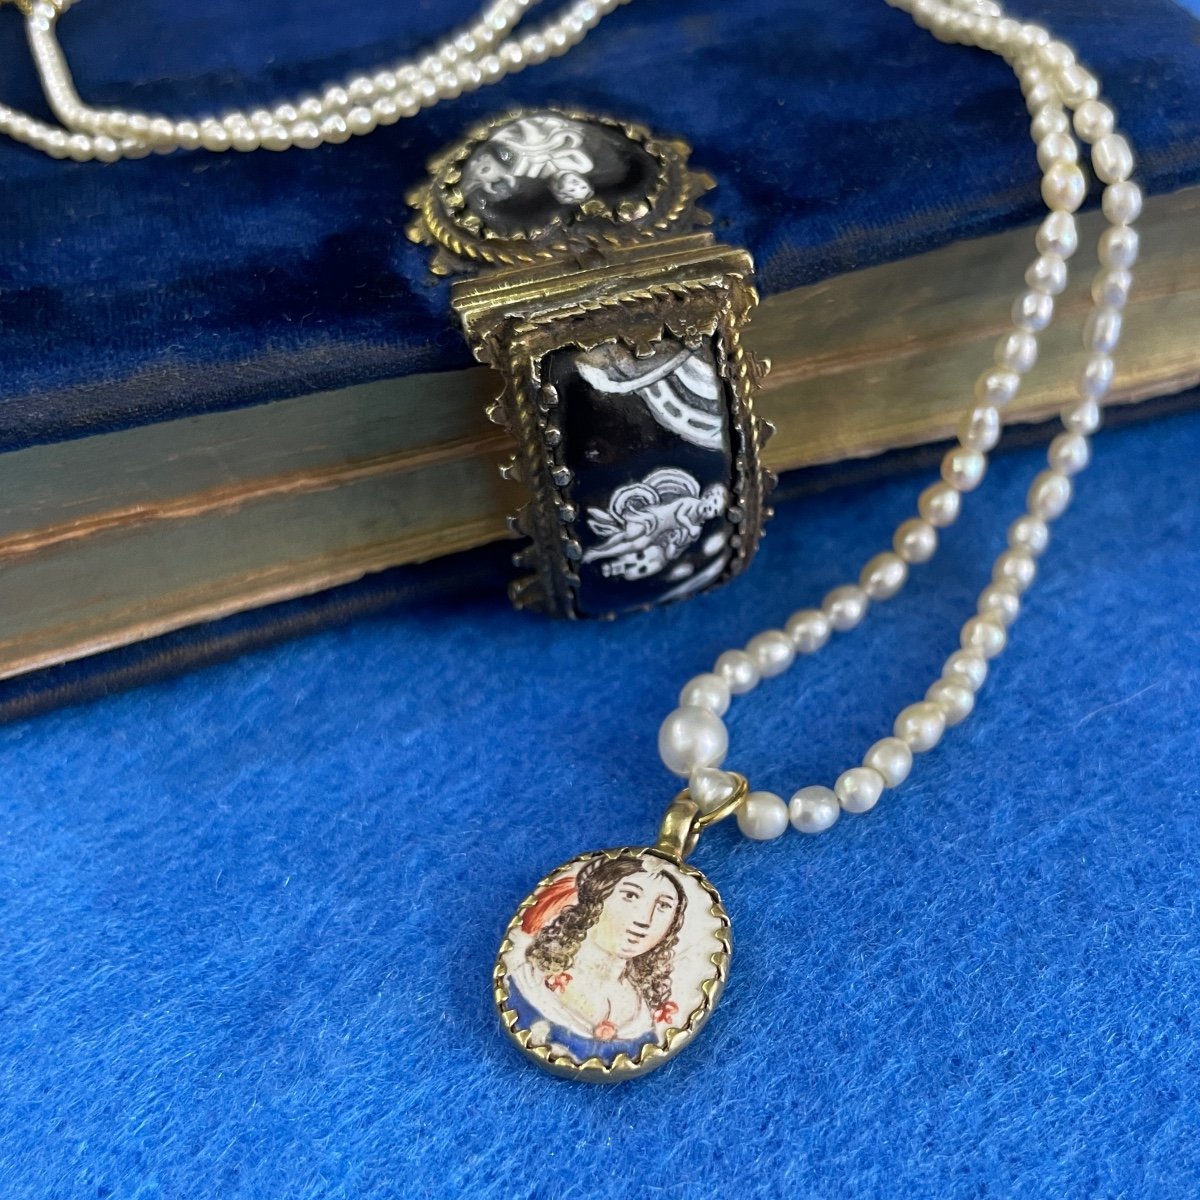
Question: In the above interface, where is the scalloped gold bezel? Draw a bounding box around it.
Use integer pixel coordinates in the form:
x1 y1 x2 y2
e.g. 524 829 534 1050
407 107 714 275
493 846 732 1082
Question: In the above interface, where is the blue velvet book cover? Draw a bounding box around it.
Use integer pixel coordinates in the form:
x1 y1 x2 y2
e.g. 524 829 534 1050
0 0 1198 453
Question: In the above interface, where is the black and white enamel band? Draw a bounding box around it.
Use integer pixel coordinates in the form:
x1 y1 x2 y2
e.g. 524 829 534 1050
408 109 774 618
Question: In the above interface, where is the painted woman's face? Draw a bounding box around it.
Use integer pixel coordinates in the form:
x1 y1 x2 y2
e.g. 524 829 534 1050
590 869 679 959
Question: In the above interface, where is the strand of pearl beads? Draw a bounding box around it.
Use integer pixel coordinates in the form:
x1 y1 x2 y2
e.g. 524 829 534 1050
659 0 1139 843
0 0 627 160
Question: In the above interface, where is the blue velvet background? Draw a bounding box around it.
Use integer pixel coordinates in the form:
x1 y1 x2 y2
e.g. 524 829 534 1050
2 401 1199 1197
0 0 1199 450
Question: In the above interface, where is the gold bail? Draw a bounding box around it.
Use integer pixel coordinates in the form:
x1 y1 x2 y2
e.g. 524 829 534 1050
653 772 749 861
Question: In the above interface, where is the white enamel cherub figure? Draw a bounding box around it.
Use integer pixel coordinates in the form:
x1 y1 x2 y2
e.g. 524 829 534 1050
582 468 729 581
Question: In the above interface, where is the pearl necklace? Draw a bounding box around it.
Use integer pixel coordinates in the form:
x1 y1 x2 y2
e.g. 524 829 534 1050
0 0 1142 1081
0 0 627 160
656 0 1139 848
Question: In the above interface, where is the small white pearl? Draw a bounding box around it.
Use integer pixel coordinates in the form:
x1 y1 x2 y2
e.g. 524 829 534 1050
1008 515 1050 557
789 786 841 834
823 585 869 632
1100 225 1140 270
230 123 262 152
1073 98 1115 142
942 446 987 492
1048 431 1091 476
918 482 962 528
1091 268 1132 310
1030 105 1068 142
978 583 1021 627
322 85 350 110
1036 211 1078 259
393 91 421 118
346 106 376 136
994 330 1038 374
1039 40 1074 71
104 110 131 138
1041 162 1086 212
737 792 790 841
199 121 231 151
746 630 795 678
1092 133 1134 183
290 120 322 149
943 650 989 692
1083 307 1123 354
689 766 739 810
863 737 913 787
975 367 1021 407
715 650 760 695
1061 398 1102 435
1102 181 1143 226
1028 470 1073 520
994 15 1022 45
91 135 121 163
1078 353 1115 402
320 114 352 145
1012 289 1054 332
894 701 947 752
41 129 70 158
786 609 831 654
522 33 550 63
959 405 1002 452
894 518 938 564
259 125 292 151
926 679 976 726
175 121 201 150
1024 79 1056 112
1058 63 1099 105
1036 131 1077 172
961 616 1007 659
1025 253 1068 296
658 706 728 777
993 549 1037 593
835 766 885 814
678 673 731 717
860 552 909 601
372 97 401 126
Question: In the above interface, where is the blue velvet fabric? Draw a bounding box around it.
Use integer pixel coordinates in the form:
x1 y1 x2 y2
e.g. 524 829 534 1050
2 404 1198 1197
0 0 1199 450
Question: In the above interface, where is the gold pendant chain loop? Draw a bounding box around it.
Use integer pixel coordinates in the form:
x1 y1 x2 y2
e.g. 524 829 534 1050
655 773 749 862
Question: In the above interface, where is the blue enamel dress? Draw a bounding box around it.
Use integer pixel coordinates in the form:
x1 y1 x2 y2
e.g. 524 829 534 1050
505 972 659 1064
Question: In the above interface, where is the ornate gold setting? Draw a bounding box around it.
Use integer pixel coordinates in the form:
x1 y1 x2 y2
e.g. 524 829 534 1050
406 107 715 275
410 108 774 618
493 846 732 1082
454 237 773 616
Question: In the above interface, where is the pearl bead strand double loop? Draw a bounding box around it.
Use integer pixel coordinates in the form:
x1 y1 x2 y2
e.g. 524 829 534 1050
0 0 627 161
659 0 1139 843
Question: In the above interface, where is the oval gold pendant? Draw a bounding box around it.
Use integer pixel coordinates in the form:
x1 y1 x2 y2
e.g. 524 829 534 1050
493 846 731 1081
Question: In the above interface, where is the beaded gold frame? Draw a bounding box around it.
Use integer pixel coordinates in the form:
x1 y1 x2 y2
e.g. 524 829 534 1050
406 107 717 274
493 846 732 1082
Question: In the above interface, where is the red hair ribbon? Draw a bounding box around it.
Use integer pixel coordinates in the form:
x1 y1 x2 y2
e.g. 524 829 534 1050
654 1001 679 1026
544 972 572 993
521 875 578 935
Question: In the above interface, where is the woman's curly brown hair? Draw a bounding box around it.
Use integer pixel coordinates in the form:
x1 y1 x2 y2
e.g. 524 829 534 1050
527 856 686 1010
